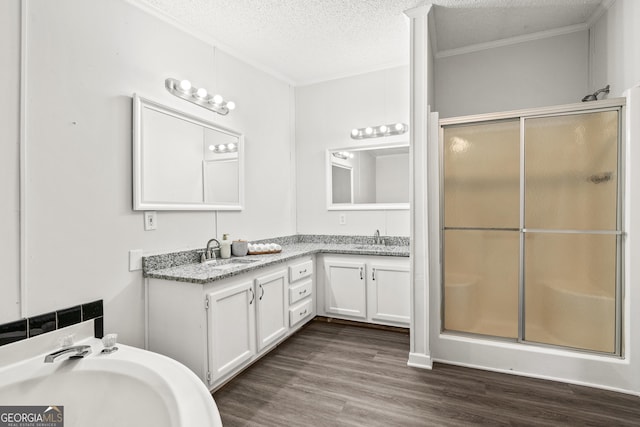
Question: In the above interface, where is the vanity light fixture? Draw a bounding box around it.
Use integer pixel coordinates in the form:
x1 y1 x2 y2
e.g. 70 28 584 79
350 122 408 140
332 151 354 160
165 78 236 116
208 143 238 154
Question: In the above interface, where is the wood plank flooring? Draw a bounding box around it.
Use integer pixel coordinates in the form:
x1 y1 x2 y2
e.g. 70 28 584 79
213 320 640 426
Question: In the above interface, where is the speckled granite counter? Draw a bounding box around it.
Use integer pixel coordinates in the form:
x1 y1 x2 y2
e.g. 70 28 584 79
143 235 409 285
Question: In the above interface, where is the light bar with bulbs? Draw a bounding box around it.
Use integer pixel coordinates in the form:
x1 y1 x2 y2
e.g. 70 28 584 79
165 78 236 116
208 142 238 154
332 151 354 160
350 122 408 140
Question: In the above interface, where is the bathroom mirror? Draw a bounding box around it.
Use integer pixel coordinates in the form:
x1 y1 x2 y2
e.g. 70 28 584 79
326 143 410 210
133 95 244 210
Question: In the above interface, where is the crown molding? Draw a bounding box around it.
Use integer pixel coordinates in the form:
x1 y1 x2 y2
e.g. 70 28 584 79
587 0 616 28
435 23 588 59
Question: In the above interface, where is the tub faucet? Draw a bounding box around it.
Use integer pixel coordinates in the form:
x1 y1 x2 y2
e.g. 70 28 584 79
202 238 220 262
44 345 92 363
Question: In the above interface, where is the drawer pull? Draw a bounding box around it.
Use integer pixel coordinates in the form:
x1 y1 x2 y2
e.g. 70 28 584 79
360 267 364 280
300 269 307 274
372 268 376 281
300 309 308 316
299 289 308 295
259 284 264 300
249 288 255 305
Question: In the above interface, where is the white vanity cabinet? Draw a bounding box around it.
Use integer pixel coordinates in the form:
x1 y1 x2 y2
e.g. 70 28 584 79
255 270 288 351
322 258 367 319
206 280 256 381
147 258 314 390
318 255 410 327
288 258 315 327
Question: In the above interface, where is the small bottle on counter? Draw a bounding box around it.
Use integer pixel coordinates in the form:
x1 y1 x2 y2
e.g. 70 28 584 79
220 234 231 259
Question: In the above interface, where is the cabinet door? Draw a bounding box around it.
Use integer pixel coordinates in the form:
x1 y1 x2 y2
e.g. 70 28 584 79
207 280 256 384
368 261 410 326
256 270 288 351
323 259 367 319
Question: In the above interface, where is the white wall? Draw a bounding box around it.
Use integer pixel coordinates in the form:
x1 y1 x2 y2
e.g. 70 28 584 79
4 0 294 346
0 0 21 323
435 31 589 118
590 0 640 96
376 154 410 203
295 66 410 236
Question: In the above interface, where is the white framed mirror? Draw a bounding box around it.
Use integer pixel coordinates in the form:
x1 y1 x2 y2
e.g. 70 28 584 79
326 142 410 210
132 94 244 210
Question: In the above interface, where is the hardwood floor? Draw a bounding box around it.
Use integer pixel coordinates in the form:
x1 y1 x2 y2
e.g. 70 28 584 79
213 320 640 426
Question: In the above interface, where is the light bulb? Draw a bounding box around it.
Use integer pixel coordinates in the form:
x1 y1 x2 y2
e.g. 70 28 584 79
208 145 215 151
348 152 354 159
196 87 208 98
178 80 192 92
365 127 373 135
395 123 404 131
226 101 236 110
351 129 359 137
228 142 236 150
219 144 227 151
379 125 388 133
212 94 223 105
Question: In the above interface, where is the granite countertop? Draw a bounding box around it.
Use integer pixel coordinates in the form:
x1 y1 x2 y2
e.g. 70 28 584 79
144 241 409 285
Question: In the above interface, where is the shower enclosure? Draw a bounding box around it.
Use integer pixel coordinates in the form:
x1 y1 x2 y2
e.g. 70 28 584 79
440 100 623 354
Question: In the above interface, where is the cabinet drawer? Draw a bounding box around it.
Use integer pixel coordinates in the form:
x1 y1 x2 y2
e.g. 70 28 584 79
289 299 313 327
289 260 313 283
289 280 313 305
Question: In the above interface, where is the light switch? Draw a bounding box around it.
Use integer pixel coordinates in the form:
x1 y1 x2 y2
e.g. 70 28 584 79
144 211 157 231
129 249 143 271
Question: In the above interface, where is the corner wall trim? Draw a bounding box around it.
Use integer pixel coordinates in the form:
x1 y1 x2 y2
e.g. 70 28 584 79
408 352 433 369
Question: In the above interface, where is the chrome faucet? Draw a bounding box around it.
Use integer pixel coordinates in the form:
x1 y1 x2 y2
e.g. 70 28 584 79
202 238 220 263
44 345 92 363
374 229 382 245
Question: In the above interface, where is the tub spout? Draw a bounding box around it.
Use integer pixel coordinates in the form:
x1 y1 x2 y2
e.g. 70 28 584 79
44 345 92 363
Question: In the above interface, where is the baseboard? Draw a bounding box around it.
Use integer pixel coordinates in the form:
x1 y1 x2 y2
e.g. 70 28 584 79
408 352 433 369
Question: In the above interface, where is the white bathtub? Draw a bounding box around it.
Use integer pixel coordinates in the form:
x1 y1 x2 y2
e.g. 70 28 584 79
0 338 222 427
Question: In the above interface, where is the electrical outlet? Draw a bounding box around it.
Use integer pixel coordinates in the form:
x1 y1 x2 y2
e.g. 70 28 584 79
129 249 143 271
144 211 157 231
339 214 346 225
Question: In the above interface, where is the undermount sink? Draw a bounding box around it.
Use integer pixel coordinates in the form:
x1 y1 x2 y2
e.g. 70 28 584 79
353 244 388 250
205 258 258 270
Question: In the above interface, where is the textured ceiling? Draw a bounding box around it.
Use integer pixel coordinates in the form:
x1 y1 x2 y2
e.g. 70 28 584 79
131 0 604 85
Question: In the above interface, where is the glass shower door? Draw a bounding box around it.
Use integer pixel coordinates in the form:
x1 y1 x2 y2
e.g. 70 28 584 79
523 111 620 353
442 120 520 338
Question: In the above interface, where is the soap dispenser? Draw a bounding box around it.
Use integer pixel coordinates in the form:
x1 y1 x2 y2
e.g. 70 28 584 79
220 234 231 259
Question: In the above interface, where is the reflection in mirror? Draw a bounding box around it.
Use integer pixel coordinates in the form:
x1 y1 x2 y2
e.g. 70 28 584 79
327 143 410 210
133 95 244 210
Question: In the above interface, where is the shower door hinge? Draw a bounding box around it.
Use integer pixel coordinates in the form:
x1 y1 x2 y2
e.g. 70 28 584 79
204 297 209 310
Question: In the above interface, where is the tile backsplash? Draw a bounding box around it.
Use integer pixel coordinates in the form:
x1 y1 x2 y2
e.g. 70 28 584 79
0 300 103 347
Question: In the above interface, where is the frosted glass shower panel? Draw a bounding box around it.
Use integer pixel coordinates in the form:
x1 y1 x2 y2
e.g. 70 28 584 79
524 111 619 230
524 233 617 353
443 120 520 229
444 230 519 338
